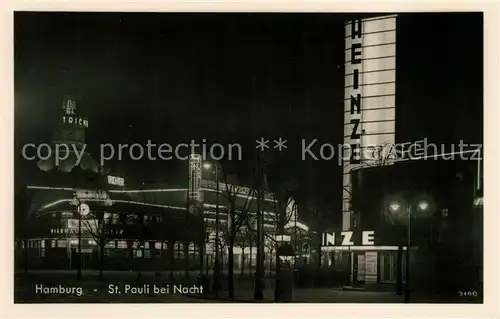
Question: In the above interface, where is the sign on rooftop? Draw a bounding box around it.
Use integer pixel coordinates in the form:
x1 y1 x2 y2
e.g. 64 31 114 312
107 175 125 187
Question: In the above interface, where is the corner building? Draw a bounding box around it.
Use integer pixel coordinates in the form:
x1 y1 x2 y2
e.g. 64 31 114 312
337 14 483 291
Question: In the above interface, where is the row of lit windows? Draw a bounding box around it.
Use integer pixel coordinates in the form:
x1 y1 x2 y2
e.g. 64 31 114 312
49 211 278 226
50 212 167 225
23 239 198 251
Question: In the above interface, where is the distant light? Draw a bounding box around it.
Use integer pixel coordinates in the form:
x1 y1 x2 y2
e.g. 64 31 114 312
203 163 212 169
417 200 429 212
388 201 401 213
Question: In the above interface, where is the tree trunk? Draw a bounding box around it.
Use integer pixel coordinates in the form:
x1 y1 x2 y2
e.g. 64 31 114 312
269 248 274 276
183 242 190 278
127 240 134 271
228 238 235 299
138 240 145 278
168 240 175 280
249 245 253 274
274 250 281 301
198 242 204 276
99 244 105 278
317 242 322 268
240 246 246 277
24 239 28 273
275 202 286 302
220 246 224 273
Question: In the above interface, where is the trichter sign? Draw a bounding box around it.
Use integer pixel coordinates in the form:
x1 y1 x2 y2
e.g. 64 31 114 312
61 99 89 128
321 230 375 247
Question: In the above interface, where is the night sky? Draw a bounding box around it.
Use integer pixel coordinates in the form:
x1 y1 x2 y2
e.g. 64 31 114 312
14 12 483 225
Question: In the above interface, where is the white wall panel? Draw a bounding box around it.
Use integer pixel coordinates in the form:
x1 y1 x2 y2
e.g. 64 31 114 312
344 95 396 113
345 69 396 87
344 83 395 99
345 56 395 74
345 30 396 48
345 16 397 37
344 43 396 63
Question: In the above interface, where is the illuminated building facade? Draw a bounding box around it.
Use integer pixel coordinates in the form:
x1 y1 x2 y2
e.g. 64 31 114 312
15 96 310 272
17 179 308 272
330 14 483 291
342 14 397 232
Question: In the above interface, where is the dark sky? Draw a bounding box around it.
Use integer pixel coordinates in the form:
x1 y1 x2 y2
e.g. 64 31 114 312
14 12 483 225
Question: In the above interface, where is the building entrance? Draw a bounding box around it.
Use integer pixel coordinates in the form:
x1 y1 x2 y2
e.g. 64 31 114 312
379 250 406 283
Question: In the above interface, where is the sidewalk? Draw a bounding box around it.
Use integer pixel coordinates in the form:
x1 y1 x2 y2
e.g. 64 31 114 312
187 288 404 303
15 269 200 280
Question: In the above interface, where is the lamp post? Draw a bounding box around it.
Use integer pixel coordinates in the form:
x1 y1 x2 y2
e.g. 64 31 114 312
77 201 82 279
75 201 89 279
203 162 221 295
387 195 432 303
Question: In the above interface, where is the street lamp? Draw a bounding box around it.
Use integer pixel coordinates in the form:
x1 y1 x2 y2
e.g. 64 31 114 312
76 201 89 279
386 194 434 303
203 162 221 295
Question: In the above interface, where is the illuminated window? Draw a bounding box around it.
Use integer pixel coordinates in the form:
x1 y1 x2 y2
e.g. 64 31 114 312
70 239 78 245
57 240 67 248
144 242 150 249
51 240 56 248
88 239 96 245
135 249 142 258
40 240 45 248
105 241 115 248
154 242 162 250
117 241 127 249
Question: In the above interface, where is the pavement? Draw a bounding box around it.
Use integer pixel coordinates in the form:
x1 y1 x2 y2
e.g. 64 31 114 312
14 270 401 303
187 289 404 303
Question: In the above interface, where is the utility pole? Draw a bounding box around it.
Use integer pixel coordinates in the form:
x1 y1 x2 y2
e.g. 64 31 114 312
213 164 221 296
254 150 264 300
404 203 412 303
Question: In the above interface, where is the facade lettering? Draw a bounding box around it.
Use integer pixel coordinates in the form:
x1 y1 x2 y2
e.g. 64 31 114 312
322 230 376 246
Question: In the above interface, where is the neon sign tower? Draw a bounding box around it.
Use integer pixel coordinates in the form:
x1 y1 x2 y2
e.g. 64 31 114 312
342 15 398 231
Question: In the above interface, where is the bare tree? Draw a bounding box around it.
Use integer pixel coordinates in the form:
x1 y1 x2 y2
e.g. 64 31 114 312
81 207 117 278
234 226 255 277
263 235 276 276
302 196 329 269
220 168 257 299
267 179 298 301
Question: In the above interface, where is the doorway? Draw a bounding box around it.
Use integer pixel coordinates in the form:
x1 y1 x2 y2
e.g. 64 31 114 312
353 252 366 283
379 251 406 283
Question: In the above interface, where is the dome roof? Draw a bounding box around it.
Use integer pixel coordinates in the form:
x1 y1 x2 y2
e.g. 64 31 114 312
37 149 99 173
